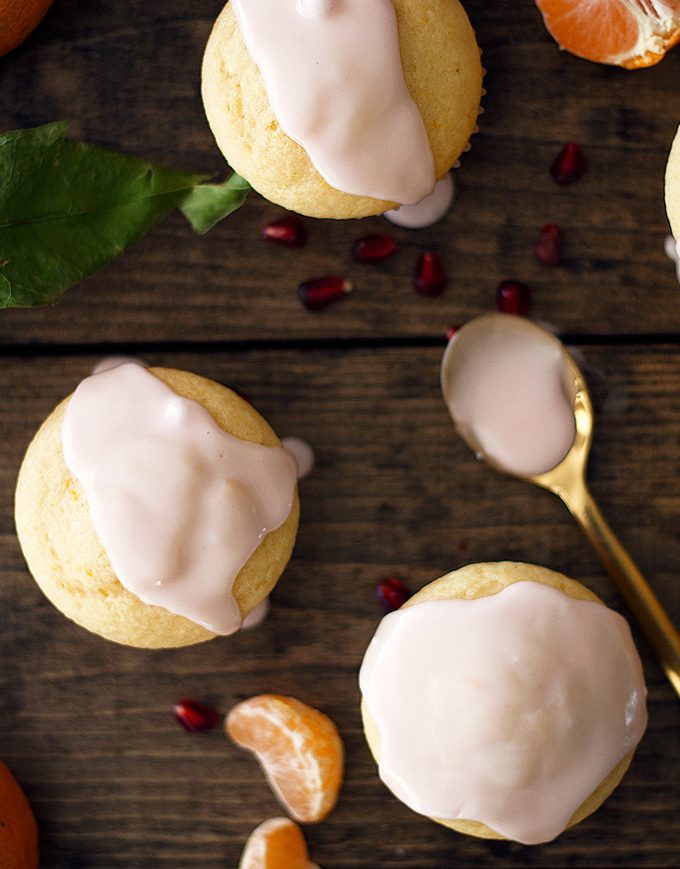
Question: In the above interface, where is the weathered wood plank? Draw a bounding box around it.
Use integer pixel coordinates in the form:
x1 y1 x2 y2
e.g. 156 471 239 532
0 0 679 344
0 346 677 867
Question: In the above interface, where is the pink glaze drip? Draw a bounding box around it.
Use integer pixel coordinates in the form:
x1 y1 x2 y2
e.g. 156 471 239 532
282 436 315 479
441 314 577 477
91 356 147 375
232 0 435 204
384 174 454 228
297 0 333 17
664 235 680 283
241 597 270 630
62 364 296 635
359 581 647 845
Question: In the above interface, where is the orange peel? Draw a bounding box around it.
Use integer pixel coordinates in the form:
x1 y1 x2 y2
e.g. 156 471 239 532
0 760 39 869
0 0 54 57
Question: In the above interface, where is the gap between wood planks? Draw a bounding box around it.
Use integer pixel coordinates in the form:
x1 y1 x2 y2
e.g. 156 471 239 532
0 332 680 358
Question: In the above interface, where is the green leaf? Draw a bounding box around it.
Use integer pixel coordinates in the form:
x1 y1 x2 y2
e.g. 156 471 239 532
180 173 251 234
0 123 250 309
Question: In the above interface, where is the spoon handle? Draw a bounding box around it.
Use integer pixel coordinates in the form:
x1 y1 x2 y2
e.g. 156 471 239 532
562 483 680 698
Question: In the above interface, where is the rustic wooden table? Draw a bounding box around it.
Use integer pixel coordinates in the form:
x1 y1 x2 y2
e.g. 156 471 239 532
1 1 679 867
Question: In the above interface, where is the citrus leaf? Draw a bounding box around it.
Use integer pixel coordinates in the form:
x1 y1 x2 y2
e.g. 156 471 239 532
0 123 249 308
180 173 251 234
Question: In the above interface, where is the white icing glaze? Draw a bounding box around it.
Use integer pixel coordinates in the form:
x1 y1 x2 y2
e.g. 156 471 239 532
91 356 147 375
384 174 454 228
359 581 647 845
241 596 270 630
441 314 577 477
232 0 435 204
297 0 333 18
664 234 680 283
282 436 315 479
62 364 297 635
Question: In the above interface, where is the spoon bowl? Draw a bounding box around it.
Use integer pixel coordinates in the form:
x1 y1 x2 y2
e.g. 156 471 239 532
529 351 592 496
441 315 680 698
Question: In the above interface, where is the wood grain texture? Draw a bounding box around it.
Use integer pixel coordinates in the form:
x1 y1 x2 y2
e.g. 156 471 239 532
0 347 678 868
1 0 680 866
0 0 679 343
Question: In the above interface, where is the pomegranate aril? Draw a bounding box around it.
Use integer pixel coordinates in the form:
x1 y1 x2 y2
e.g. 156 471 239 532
414 251 448 297
535 224 563 266
376 577 412 612
172 698 220 732
496 280 532 316
262 215 307 247
550 142 587 186
298 276 352 311
352 233 397 264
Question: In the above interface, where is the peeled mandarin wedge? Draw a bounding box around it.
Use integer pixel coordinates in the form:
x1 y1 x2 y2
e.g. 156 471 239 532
239 817 319 869
226 695 344 823
535 0 680 68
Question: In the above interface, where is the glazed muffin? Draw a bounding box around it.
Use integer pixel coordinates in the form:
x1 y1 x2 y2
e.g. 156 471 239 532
15 363 299 648
202 0 483 219
360 562 647 844
666 124 680 236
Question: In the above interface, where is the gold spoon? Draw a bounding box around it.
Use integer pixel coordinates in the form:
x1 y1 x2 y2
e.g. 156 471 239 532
441 314 680 698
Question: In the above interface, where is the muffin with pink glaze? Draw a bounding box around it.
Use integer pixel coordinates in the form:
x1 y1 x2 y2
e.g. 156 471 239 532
15 363 299 648
666 124 680 237
202 0 483 219
360 562 647 844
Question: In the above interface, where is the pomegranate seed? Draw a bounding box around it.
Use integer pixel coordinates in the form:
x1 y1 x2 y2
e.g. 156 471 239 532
496 280 531 316
550 142 587 186
376 577 412 612
414 251 448 297
172 698 220 732
352 233 397 264
535 224 563 266
261 215 307 247
445 324 461 341
298 276 352 311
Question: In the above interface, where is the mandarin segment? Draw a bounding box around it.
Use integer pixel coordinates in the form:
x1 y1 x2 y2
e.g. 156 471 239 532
226 695 344 823
535 0 680 68
239 817 319 869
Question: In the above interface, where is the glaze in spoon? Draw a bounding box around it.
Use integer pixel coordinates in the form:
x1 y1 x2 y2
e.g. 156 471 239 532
441 313 680 698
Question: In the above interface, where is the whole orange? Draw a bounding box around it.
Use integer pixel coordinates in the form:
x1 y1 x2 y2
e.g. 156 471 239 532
0 0 54 57
0 761 39 869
